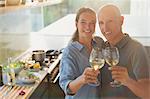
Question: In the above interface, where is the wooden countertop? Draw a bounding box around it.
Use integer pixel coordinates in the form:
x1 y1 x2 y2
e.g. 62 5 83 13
0 85 33 99
0 70 47 99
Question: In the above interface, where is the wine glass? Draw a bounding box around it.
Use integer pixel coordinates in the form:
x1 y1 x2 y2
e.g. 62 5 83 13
7 57 16 86
2 58 15 98
103 47 121 87
89 48 105 86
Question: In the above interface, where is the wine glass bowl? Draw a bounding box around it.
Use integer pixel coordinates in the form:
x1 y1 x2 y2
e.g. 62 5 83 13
89 49 105 86
103 47 121 87
104 47 119 65
90 58 104 70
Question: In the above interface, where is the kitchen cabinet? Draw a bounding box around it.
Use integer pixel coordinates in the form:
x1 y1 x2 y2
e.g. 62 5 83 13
30 76 65 99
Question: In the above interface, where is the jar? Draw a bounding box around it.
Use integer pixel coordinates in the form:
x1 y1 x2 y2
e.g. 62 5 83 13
38 0 43 2
2 65 16 86
0 0 5 7
22 0 26 4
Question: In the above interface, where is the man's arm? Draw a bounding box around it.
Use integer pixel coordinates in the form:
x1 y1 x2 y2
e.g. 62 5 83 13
111 66 150 99
125 78 150 99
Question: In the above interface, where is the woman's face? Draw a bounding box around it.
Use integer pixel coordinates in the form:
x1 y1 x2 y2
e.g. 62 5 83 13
76 12 96 40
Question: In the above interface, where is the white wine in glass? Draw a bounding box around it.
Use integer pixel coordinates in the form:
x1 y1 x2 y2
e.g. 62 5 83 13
105 58 119 67
104 47 121 87
89 49 105 86
90 58 105 70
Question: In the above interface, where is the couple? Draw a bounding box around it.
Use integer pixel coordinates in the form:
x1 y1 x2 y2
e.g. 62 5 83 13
59 4 150 99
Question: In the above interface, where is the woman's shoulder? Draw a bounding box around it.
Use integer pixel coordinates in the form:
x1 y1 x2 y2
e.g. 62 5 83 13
63 41 79 56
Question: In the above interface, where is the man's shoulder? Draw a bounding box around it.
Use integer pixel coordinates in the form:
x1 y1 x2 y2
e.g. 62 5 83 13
129 37 144 48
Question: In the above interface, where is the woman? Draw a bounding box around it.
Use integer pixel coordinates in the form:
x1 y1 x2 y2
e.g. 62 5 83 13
59 7 100 99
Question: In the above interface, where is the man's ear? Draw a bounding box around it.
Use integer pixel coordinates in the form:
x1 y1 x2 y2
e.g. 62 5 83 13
121 16 124 25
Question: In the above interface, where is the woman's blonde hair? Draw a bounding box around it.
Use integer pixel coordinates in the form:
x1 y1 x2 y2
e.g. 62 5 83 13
71 7 96 42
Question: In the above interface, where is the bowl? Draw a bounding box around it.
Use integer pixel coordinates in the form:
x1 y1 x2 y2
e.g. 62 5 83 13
10 61 24 74
32 50 46 63
19 77 36 84
29 68 40 72
14 66 23 74
18 72 38 84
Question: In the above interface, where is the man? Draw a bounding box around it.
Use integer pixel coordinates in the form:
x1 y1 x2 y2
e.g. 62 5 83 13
97 4 150 98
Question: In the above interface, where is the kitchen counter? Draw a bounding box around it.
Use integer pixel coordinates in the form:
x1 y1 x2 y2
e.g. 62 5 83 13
0 52 62 99
0 70 47 99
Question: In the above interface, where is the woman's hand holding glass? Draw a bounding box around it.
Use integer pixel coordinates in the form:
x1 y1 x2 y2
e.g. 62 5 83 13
81 67 100 85
89 48 105 86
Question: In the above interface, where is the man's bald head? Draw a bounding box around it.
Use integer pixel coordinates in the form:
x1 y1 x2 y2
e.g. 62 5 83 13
98 4 121 19
97 4 124 45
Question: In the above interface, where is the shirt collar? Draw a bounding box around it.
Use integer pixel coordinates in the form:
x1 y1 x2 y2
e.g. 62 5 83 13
105 33 131 48
72 41 85 51
71 40 95 52
115 33 131 48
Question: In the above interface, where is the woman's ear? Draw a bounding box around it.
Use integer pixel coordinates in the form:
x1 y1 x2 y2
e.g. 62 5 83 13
75 21 78 28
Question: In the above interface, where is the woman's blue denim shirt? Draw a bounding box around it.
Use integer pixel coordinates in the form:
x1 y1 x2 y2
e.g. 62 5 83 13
59 41 100 99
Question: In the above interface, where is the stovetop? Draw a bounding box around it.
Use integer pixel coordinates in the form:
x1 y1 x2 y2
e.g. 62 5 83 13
44 49 63 83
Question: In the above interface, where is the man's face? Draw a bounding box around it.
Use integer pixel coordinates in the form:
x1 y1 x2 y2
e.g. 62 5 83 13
76 12 96 40
98 8 123 42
